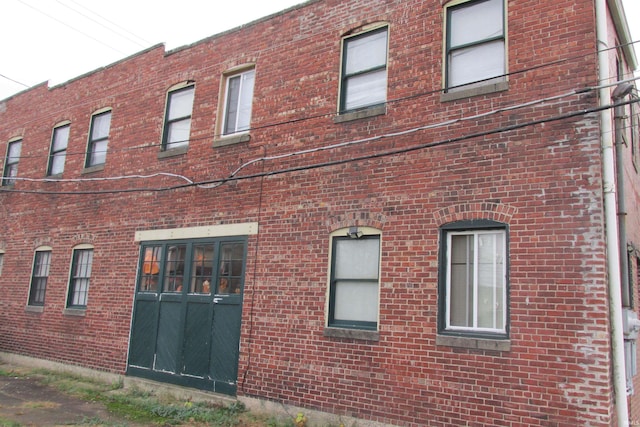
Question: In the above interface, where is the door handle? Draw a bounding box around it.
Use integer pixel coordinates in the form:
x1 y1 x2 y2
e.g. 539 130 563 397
213 298 222 304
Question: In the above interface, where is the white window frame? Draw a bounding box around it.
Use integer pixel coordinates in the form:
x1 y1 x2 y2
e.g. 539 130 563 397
444 0 506 91
444 227 507 335
221 68 255 136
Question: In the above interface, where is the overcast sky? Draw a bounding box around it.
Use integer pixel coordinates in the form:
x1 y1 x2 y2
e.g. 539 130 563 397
0 0 639 101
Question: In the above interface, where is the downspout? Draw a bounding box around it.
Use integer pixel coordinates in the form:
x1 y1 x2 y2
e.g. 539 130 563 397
615 100 630 309
595 0 629 425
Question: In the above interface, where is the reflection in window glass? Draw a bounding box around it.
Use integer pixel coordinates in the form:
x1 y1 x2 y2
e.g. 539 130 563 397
164 245 186 292
140 246 162 292
191 244 214 293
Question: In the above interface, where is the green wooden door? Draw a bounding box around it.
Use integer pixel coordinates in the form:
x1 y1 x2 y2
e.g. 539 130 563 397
127 238 246 395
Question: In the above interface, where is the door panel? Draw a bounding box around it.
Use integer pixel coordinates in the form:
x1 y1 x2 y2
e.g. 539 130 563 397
128 298 158 368
155 299 182 372
183 301 212 377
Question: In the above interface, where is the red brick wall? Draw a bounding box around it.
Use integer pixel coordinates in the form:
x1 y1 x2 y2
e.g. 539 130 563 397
0 0 625 425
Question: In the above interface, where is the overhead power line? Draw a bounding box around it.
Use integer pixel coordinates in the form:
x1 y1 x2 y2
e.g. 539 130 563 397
2 96 638 196
0 73 30 88
15 0 128 55
55 0 151 48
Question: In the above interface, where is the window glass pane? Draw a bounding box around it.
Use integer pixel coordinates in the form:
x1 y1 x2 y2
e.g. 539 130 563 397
219 242 244 294
449 40 504 87
335 237 380 280
167 118 191 147
0 253 4 275
50 153 66 175
191 244 214 294
52 126 70 151
164 245 186 292
344 69 387 111
70 249 93 307
91 140 108 165
237 71 255 132
345 30 388 75
449 235 474 327
168 87 194 120
91 112 111 140
140 246 162 292
450 0 503 47
334 281 378 322
224 76 241 134
8 141 21 161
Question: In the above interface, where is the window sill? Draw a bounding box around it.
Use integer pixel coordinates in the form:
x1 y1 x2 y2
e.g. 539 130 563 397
63 308 87 317
82 164 105 174
324 327 379 341
436 334 510 351
25 305 44 313
214 133 250 147
333 104 386 124
440 80 509 102
158 146 188 159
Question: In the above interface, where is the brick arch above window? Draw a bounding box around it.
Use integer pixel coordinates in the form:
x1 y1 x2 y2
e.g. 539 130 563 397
325 211 387 233
434 201 516 226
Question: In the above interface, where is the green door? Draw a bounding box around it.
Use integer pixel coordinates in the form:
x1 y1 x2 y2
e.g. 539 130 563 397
127 238 246 395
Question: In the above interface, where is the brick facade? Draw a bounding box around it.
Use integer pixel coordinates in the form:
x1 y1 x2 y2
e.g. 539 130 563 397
0 0 638 425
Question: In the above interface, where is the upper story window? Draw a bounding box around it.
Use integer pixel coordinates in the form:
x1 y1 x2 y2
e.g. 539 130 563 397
28 248 52 306
162 84 195 151
328 227 381 331
67 246 94 308
86 110 111 168
340 26 388 113
222 68 255 136
439 220 508 337
0 251 4 276
445 0 505 90
48 123 70 176
2 139 22 186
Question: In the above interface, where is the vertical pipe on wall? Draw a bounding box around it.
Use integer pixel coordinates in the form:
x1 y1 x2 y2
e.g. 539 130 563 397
595 0 629 425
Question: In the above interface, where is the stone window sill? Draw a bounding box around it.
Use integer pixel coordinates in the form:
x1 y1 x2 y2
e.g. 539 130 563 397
214 133 250 147
25 305 44 313
440 80 509 102
436 334 510 351
324 327 379 341
333 104 386 124
63 308 87 317
158 146 188 159
82 164 105 175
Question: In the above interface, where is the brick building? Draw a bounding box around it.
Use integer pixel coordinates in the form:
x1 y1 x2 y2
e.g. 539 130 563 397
1 0 639 425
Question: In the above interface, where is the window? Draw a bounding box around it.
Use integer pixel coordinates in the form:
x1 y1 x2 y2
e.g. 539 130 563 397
2 139 22 186
440 221 507 336
67 247 94 307
445 0 505 90
328 228 381 330
340 26 388 112
48 123 70 175
86 111 111 167
137 239 246 295
162 84 195 150
222 69 255 136
28 249 52 306
0 251 4 275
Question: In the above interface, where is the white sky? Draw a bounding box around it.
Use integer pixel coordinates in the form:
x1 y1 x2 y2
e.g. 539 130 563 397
0 0 639 101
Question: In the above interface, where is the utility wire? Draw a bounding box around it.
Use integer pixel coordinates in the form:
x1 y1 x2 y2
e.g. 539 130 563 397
0 72 30 88
2 97 638 196
55 0 151 48
14 0 128 55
